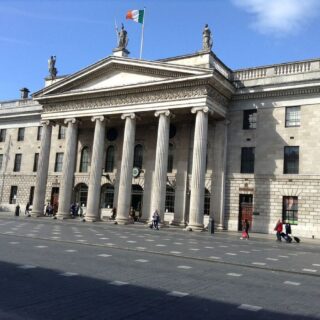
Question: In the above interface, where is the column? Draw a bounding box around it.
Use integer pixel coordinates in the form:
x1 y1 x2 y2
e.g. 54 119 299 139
56 118 79 219
212 120 229 230
116 113 136 224
32 120 54 217
187 107 209 231
85 116 106 222
150 110 171 223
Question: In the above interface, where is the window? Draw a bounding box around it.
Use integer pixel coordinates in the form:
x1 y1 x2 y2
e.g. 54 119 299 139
286 106 300 127
241 147 255 173
13 154 22 172
33 153 39 172
100 184 114 208
204 189 211 215
75 183 88 206
284 146 299 174
79 147 89 172
0 129 6 142
54 153 64 172
37 126 43 141
167 143 174 173
0 154 3 171
29 186 35 205
165 185 175 212
133 144 143 169
105 146 115 172
58 125 66 139
17 128 25 141
9 186 18 204
243 109 257 129
283 196 298 225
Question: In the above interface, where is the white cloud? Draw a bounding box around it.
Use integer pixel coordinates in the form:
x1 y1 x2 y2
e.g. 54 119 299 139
232 0 319 35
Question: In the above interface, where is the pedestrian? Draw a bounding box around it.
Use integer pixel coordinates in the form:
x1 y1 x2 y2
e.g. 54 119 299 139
15 204 20 217
285 222 292 236
129 207 136 222
274 219 283 241
111 207 117 220
70 203 76 217
25 202 30 215
241 219 250 239
152 210 160 230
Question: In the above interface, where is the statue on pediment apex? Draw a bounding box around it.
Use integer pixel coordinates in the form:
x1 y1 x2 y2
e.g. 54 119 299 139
202 24 213 51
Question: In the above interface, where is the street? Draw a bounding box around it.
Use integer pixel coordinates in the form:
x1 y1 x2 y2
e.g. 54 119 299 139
0 216 319 320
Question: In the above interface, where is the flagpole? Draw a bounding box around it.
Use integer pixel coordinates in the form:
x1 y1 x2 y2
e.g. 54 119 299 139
139 7 145 59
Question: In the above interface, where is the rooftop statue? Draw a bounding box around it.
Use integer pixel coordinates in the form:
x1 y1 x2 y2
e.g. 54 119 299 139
117 23 129 50
48 55 58 78
202 24 213 51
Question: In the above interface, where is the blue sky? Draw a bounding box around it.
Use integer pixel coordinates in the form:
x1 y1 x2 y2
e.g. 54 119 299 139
1 0 320 100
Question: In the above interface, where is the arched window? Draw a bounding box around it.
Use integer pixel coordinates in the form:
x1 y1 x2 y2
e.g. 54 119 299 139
167 143 174 173
165 185 175 213
100 184 114 208
79 147 89 172
105 145 115 172
74 183 88 206
133 144 143 169
204 188 210 215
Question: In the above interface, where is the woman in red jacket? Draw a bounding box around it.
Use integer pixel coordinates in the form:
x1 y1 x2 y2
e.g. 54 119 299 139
274 220 283 241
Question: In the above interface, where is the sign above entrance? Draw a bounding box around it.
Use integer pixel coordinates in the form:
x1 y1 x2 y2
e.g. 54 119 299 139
132 167 140 178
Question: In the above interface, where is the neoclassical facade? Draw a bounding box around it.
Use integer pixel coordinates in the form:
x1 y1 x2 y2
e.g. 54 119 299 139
1 42 320 238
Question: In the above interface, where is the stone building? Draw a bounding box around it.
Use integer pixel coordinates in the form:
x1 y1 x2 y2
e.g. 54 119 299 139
0 27 319 238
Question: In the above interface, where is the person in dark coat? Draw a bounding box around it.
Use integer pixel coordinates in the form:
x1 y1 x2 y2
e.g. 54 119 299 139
285 223 292 236
25 202 30 215
15 204 20 217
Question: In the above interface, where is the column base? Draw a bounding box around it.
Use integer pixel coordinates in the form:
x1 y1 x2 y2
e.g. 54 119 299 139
116 217 134 225
31 211 44 218
83 215 101 222
56 212 72 220
215 223 225 230
185 223 205 232
170 220 186 227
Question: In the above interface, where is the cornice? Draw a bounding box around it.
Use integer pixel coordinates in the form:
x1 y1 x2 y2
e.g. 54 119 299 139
232 85 320 101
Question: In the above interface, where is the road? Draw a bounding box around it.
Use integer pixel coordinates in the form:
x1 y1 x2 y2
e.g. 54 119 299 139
0 216 319 320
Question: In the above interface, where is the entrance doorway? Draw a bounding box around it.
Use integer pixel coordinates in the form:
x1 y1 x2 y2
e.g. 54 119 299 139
131 184 143 219
238 194 253 231
51 187 59 214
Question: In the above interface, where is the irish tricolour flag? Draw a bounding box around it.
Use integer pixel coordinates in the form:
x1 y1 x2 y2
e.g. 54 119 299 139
126 9 144 24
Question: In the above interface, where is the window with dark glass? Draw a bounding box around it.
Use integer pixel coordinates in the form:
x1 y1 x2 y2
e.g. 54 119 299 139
167 143 174 173
29 186 35 205
9 186 18 204
204 189 211 215
17 128 25 141
58 125 66 139
33 153 39 172
0 129 6 142
54 153 64 172
243 109 257 129
79 147 89 172
285 106 300 127
241 147 255 173
0 154 3 171
284 146 299 174
283 196 298 225
100 184 114 208
13 154 22 172
165 185 175 212
37 126 43 141
105 146 115 172
133 144 143 169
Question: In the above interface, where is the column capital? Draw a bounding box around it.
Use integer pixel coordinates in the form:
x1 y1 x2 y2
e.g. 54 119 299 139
154 110 172 118
40 120 55 126
64 118 80 125
121 113 136 120
191 106 212 115
91 116 106 123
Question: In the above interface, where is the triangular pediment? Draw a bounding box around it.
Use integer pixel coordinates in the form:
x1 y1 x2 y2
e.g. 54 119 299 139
34 56 212 99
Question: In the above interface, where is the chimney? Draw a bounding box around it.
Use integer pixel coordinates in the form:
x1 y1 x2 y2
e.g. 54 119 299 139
20 88 30 99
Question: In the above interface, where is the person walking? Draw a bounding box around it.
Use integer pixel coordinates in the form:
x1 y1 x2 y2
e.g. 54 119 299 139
152 210 160 230
274 219 283 241
243 219 250 239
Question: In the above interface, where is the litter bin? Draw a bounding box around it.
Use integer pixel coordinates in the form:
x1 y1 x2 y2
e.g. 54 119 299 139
208 217 214 234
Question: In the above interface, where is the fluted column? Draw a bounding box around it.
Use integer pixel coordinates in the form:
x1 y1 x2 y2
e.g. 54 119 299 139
31 120 54 217
150 110 171 223
85 116 106 222
116 113 136 224
56 118 79 219
188 107 209 231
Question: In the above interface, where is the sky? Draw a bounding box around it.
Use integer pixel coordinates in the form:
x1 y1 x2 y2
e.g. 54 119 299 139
1 0 320 101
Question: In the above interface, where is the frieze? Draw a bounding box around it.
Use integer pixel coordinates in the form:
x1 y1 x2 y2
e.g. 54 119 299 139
43 86 208 113
206 86 229 107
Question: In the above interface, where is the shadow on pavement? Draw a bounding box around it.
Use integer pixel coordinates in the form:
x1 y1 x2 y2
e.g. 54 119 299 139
0 260 318 320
